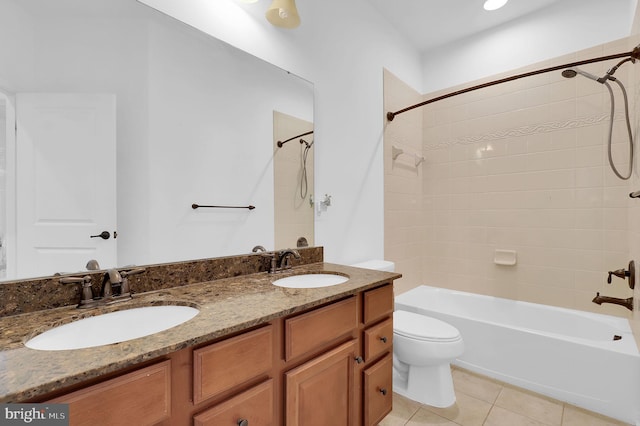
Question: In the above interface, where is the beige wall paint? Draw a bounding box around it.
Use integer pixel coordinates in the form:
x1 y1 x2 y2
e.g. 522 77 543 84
273 111 314 250
385 36 640 324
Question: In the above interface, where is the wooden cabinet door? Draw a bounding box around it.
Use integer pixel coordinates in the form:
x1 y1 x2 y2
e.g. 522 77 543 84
363 354 393 426
285 340 357 426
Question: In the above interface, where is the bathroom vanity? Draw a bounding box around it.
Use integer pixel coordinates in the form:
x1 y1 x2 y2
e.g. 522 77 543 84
0 250 399 426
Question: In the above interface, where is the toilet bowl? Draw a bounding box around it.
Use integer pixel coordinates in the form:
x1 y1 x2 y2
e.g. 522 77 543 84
349 260 464 407
393 310 464 407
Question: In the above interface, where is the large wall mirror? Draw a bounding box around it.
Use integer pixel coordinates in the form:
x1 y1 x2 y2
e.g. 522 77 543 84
0 0 314 282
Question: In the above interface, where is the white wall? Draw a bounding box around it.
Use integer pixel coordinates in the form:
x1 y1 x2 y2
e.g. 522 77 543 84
145 17 313 262
138 0 423 264
422 0 638 93
0 1 319 272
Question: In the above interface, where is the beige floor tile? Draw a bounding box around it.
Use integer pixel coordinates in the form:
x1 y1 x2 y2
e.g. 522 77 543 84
406 407 458 425
561 405 631 426
484 405 551 426
452 368 503 404
424 391 492 426
379 393 422 426
494 386 563 426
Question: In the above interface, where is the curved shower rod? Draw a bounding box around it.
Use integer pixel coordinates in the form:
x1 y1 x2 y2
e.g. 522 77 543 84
386 45 640 122
277 130 314 147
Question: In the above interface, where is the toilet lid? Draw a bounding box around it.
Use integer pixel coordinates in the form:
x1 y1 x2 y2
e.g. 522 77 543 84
393 310 461 342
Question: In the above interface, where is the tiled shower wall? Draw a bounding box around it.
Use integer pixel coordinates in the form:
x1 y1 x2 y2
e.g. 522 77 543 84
385 36 640 320
384 70 424 296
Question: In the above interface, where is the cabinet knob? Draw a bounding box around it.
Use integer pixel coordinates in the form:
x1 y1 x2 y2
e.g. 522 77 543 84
379 388 388 396
237 419 249 426
379 336 388 343
354 356 364 364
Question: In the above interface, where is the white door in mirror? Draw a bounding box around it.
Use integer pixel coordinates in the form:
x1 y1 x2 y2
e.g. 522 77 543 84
15 93 117 278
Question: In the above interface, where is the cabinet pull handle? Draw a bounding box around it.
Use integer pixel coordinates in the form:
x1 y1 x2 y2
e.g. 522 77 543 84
379 388 388 396
354 356 364 364
379 336 388 343
237 419 249 426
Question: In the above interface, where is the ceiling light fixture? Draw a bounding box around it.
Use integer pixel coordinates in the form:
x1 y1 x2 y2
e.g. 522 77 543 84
266 0 300 29
483 0 509 11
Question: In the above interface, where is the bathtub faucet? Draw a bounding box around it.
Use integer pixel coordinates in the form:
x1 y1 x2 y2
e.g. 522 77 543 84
592 292 633 311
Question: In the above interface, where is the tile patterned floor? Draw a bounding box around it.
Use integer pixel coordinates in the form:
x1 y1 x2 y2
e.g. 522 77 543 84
380 367 631 426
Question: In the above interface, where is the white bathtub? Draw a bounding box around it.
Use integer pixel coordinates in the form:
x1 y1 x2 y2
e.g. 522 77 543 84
395 285 640 424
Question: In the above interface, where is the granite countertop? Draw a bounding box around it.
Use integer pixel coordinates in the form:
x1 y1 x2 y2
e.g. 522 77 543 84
0 262 400 403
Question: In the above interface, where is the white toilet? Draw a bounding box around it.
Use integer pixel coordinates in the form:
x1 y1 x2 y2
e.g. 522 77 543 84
350 260 464 408
393 310 464 407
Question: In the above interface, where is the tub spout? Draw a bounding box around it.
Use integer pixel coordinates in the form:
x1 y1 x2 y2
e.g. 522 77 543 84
592 292 633 311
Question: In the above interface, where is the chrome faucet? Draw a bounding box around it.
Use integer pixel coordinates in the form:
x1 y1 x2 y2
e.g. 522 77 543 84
278 248 301 270
592 292 633 311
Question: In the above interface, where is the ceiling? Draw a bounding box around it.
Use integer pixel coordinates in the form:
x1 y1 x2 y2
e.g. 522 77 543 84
366 0 589 53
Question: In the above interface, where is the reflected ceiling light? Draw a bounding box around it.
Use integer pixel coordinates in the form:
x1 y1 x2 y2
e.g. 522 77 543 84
483 0 509 11
266 0 300 29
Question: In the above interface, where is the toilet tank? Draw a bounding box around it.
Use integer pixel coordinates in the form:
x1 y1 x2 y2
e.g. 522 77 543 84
350 260 395 272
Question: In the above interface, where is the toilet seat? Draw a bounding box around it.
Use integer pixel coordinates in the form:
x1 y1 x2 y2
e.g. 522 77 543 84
394 310 461 343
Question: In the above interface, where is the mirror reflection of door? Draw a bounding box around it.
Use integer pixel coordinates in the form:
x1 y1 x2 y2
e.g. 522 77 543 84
15 93 117 278
273 111 314 249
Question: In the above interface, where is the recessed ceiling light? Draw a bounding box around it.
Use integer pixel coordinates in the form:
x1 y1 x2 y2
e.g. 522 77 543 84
483 0 509 11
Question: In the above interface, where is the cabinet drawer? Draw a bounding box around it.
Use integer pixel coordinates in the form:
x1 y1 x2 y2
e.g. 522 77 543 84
193 379 274 426
363 284 393 324
364 317 393 361
194 325 273 404
48 360 171 426
363 353 393 426
285 297 357 360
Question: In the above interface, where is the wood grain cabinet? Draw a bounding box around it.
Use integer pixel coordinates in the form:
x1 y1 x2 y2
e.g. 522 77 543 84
48 361 171 426
285 340 358 426
361 284 394 426
37 282 395 426
193 325 273 404
193 379 274 426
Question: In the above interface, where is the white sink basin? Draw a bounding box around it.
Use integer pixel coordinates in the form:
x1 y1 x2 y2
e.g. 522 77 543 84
25 305 199 351
272 273 349 289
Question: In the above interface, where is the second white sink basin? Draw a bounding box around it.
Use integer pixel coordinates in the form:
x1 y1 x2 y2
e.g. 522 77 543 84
272 273 349 289
25 305 199 351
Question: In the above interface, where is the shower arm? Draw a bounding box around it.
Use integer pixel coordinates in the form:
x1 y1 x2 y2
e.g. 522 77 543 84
386 45 640 122
277 130 314 148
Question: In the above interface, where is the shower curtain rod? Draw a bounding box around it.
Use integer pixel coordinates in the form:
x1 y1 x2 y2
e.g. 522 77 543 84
386 46 640 122
277 130 314 147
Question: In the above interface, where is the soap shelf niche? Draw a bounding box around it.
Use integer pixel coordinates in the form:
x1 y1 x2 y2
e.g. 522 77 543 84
392 145 424 167
494 249 517 266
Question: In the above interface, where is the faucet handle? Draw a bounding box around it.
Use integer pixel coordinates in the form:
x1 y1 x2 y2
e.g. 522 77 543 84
607 260 635 289
60 275 96 307
607 269 628 283
120 267 145 277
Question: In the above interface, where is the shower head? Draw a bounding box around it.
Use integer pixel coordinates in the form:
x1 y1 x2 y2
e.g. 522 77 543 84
561 67 605 83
